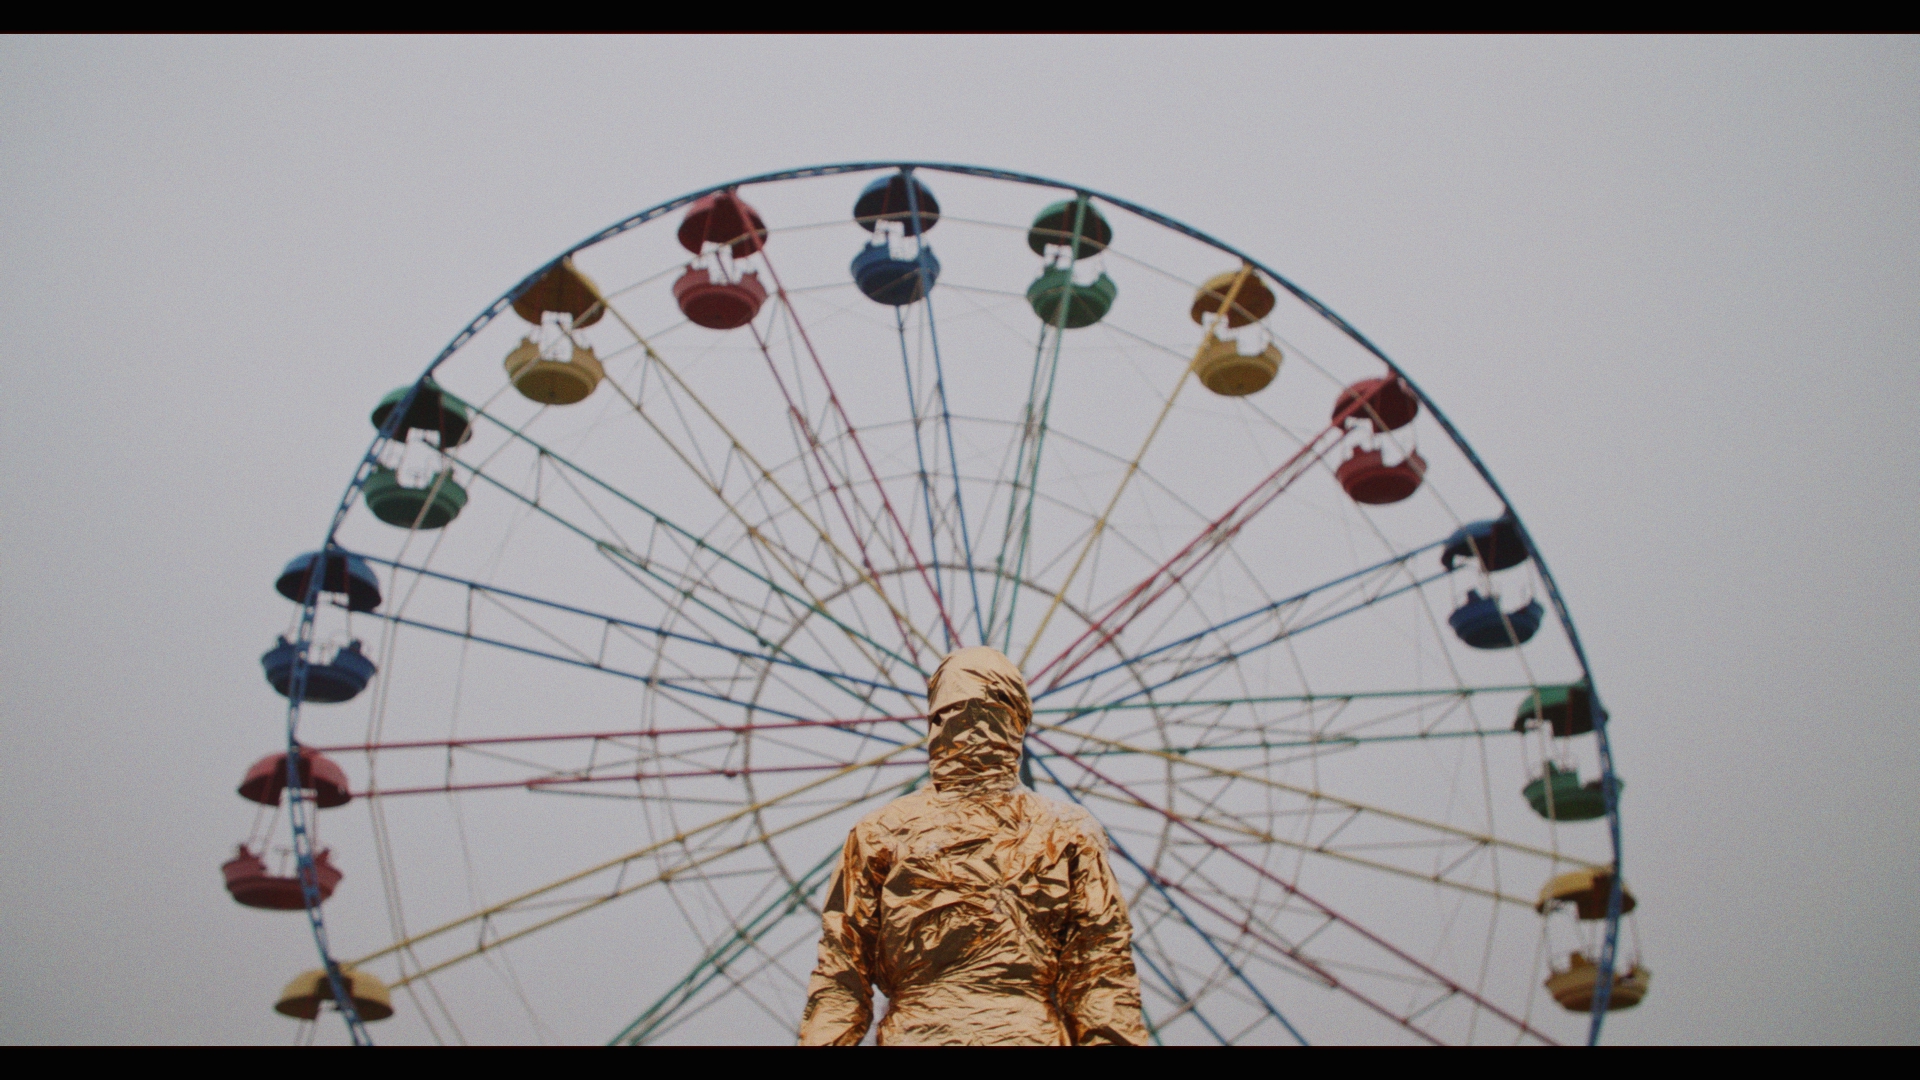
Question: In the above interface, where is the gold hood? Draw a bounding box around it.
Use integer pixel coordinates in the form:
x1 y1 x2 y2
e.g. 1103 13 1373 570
926 646 1031 794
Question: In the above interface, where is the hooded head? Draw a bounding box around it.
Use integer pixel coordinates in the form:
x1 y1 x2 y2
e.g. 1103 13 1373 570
925 647 1031 794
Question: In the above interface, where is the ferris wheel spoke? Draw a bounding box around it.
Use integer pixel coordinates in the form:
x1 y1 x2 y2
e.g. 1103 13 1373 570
1034 537 1453 711
406 547 884 739
452 406 890 658
1037 724 1591 872
313 715 921 758
350 740 927 989
357 758 925 800
604 373 932 666
1028 751 1310 1045
1016 320 1203 670
1123 842 1445 1044
1116 840 1309 1045
362 555 915 705
1077 783 1532 910
746 310 933 662
365 607 922 740
892 306 963 648
1098 495 1460 721
1087 562 1455 716
986 194 1120 652
446 443 926 696
613 844 840 1045
1034 685 1535 764
1029 376 1411 694
1127 926 1236 1044
587 297 945 664
1030 732 1560 1044
914 297 987 645
624 902 824 1045
748 248 962 648
984 322 1069 651
1120 840 1449 1045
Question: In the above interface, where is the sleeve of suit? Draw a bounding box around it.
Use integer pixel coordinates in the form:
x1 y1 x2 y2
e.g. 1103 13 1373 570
797 826 884 1046
1056 831 1150 1046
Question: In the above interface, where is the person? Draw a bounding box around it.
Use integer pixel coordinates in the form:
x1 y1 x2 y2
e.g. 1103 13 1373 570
798 646 1148 1046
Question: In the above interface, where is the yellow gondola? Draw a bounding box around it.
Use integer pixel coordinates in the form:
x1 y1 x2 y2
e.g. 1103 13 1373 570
1192 333 1283 397
1536 867 1637 919
504 338 604 405
274 967 393 1021
1545 951 1651 1012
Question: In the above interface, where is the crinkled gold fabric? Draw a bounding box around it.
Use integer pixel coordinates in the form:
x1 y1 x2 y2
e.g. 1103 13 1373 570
799 647 1148 1046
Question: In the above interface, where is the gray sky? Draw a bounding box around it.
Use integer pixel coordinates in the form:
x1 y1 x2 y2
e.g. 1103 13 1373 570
1 35 1915 1045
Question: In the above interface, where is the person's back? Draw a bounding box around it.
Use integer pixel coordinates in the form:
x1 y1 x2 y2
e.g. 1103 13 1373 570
798 647 1147 1046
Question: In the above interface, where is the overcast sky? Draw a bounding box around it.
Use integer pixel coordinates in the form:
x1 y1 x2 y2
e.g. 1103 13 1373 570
1 35 1914 1045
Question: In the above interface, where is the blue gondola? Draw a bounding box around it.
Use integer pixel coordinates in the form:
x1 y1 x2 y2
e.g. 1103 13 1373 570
1448 590 1544 649
274 551 382 612
261 637 377 704
852 243 940 306
853 174 940 235
1441 514 1529 572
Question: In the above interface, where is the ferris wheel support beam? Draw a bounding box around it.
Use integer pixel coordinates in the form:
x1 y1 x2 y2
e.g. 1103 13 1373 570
1036 537 1450 705
359 554 919 703
1032 733 1559 1045
452 403 932 685
987 195 1085 652
612 845 842 1045
308 693 1524 757
1028 752 1309 1044
352 742 927 977
587 294 945 667
742 217 963 652
1031 381 1398 695
900 166 988 646
444 454 928 712
1049 726 1599 870
745 307 937 664
1051 565 1457 719
361 608 917 736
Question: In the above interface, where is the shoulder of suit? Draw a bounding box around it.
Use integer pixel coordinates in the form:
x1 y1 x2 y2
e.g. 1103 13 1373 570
854 787 938 835
1016 790 1109 849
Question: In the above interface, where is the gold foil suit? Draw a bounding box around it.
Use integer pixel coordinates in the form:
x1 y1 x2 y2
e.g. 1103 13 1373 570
799 647 1148 1046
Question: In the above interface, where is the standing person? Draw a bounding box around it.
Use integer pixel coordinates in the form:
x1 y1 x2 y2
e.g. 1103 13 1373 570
799 647 1148 1046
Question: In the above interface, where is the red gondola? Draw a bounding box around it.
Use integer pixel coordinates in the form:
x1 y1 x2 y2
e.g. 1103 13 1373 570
1334 377 1420 433
673 267 768 330
1335 447 1428 505
676 192 768 258
237 749 351 809
222 846 342 910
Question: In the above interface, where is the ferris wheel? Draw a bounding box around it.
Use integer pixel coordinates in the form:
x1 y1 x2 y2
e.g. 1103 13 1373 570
231 163 1645 1046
